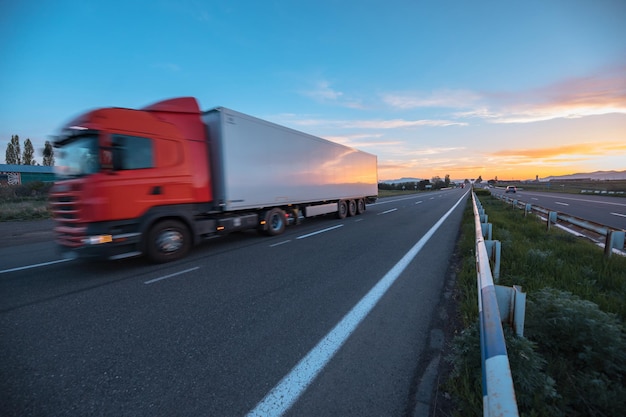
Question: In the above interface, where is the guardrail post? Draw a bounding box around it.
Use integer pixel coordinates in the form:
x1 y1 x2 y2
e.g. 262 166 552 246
485 240 501 281
495 285 526 337
604 230 625 258
547 211 557 230
513 286 526 337
481 222 492 240
524 203 532 217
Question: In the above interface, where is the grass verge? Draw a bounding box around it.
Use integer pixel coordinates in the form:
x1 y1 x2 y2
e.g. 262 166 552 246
444 190 626 417
0 183 52 221
0 197 51 221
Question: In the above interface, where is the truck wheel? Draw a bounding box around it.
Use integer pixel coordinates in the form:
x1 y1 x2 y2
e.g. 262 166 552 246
356 198 365 214
146 219 191 263
347 199 357 217
264 208 286 236
337 200 348 219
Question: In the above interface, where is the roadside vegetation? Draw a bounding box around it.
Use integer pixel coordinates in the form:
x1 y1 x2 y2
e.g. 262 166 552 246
444 189 626 416
0 182 52 221
496 179 626 197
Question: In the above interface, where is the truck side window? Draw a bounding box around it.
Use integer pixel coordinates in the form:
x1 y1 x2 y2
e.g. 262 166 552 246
112 135 154 170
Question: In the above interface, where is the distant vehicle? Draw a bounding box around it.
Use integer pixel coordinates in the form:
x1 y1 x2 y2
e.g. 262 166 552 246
50 97 378 263
505 186 517 193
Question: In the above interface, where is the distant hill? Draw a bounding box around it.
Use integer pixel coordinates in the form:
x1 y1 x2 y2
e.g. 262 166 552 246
543 170 626 181
379 177 422 184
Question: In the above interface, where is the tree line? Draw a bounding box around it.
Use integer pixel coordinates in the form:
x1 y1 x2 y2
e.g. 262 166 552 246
4 135 55 166
378 174 460 191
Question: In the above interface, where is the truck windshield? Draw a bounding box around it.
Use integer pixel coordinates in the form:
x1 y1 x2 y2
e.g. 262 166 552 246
54 134 100 179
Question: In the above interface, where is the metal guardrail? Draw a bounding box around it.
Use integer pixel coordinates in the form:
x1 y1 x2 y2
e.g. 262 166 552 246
493 193 626 257
472 192 520 417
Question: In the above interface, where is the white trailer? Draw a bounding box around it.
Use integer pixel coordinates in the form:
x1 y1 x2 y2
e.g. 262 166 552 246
202 107 378 216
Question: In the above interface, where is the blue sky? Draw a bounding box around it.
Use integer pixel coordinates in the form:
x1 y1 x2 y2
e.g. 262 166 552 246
2 0 625 180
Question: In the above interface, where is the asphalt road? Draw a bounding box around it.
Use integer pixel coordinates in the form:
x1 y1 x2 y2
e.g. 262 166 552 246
490 188 626 230
1 188 469 417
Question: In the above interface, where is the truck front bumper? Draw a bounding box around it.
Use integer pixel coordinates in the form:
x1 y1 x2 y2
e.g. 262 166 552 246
58 232 143 260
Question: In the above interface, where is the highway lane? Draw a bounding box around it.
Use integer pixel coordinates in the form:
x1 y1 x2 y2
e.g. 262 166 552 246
490 188 626 230
1 188 468 417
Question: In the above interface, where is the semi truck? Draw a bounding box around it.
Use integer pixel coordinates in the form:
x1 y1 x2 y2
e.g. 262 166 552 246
50 97 378 263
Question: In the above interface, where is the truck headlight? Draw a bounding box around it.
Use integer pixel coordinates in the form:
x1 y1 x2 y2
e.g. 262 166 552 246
83 235 113 245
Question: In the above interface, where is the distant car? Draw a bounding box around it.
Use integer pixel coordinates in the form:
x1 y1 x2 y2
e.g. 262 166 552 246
505 186 517 193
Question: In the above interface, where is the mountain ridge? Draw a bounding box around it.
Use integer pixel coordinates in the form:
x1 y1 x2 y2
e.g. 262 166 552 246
542 170 626 181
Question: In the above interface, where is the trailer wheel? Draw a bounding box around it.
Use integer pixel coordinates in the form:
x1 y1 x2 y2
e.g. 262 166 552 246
347 199 357 217
356 198 365 214
337 200 348 219
146 219 191 263
264 208 286 236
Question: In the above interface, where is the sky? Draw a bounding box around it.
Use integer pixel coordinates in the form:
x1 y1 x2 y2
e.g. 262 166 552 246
1 0 625 181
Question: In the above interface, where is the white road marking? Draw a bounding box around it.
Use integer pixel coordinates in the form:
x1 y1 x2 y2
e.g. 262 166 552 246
555 202 569 206
611 212 626 218
531 198 538 201
0 258 72 274
415 201 423 205
370 195 423 205
296 225 344 240
246 191 468 417
270 240 291 247
378 208 398 215
144 267 200 284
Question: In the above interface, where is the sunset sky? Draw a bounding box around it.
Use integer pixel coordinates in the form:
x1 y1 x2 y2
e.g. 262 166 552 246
1 0 625 181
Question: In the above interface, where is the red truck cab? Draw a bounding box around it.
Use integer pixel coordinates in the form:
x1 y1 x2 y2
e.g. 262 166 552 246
50 98 213 262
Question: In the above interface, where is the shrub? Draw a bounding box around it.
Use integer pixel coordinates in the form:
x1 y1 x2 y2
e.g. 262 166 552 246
526 288 626 416
446 322 560 417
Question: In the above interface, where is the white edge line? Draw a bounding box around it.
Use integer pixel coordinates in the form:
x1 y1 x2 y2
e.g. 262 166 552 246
245 190 468 417
144 266 200 284
0 258 72 274
610 212 626 218
296 225 344 240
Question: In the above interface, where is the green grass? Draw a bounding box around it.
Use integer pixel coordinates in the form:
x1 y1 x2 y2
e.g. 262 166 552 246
0 183 53 221
445 192 626 417
0 196 51 221
377 189 420 198
499 179 626 196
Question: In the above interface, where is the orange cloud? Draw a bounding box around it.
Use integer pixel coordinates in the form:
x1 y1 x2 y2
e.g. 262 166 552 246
490 142 626 160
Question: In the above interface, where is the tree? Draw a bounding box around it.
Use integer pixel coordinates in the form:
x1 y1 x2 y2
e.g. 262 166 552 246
43 141 55 166
431 176 446 189
444 174 451 187
5 135 21 164
475 175 483 184
22 138 36 165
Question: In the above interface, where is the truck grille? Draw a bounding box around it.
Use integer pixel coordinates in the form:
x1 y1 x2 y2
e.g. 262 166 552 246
49 182 87 247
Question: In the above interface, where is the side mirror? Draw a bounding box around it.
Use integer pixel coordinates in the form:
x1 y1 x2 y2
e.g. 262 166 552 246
99 146 123 172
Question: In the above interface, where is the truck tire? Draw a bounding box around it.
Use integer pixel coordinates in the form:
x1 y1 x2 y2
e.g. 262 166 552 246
264 208 286 236
337 200 348 219
146 219 191 263
347 199 357 217
356 198 365 214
